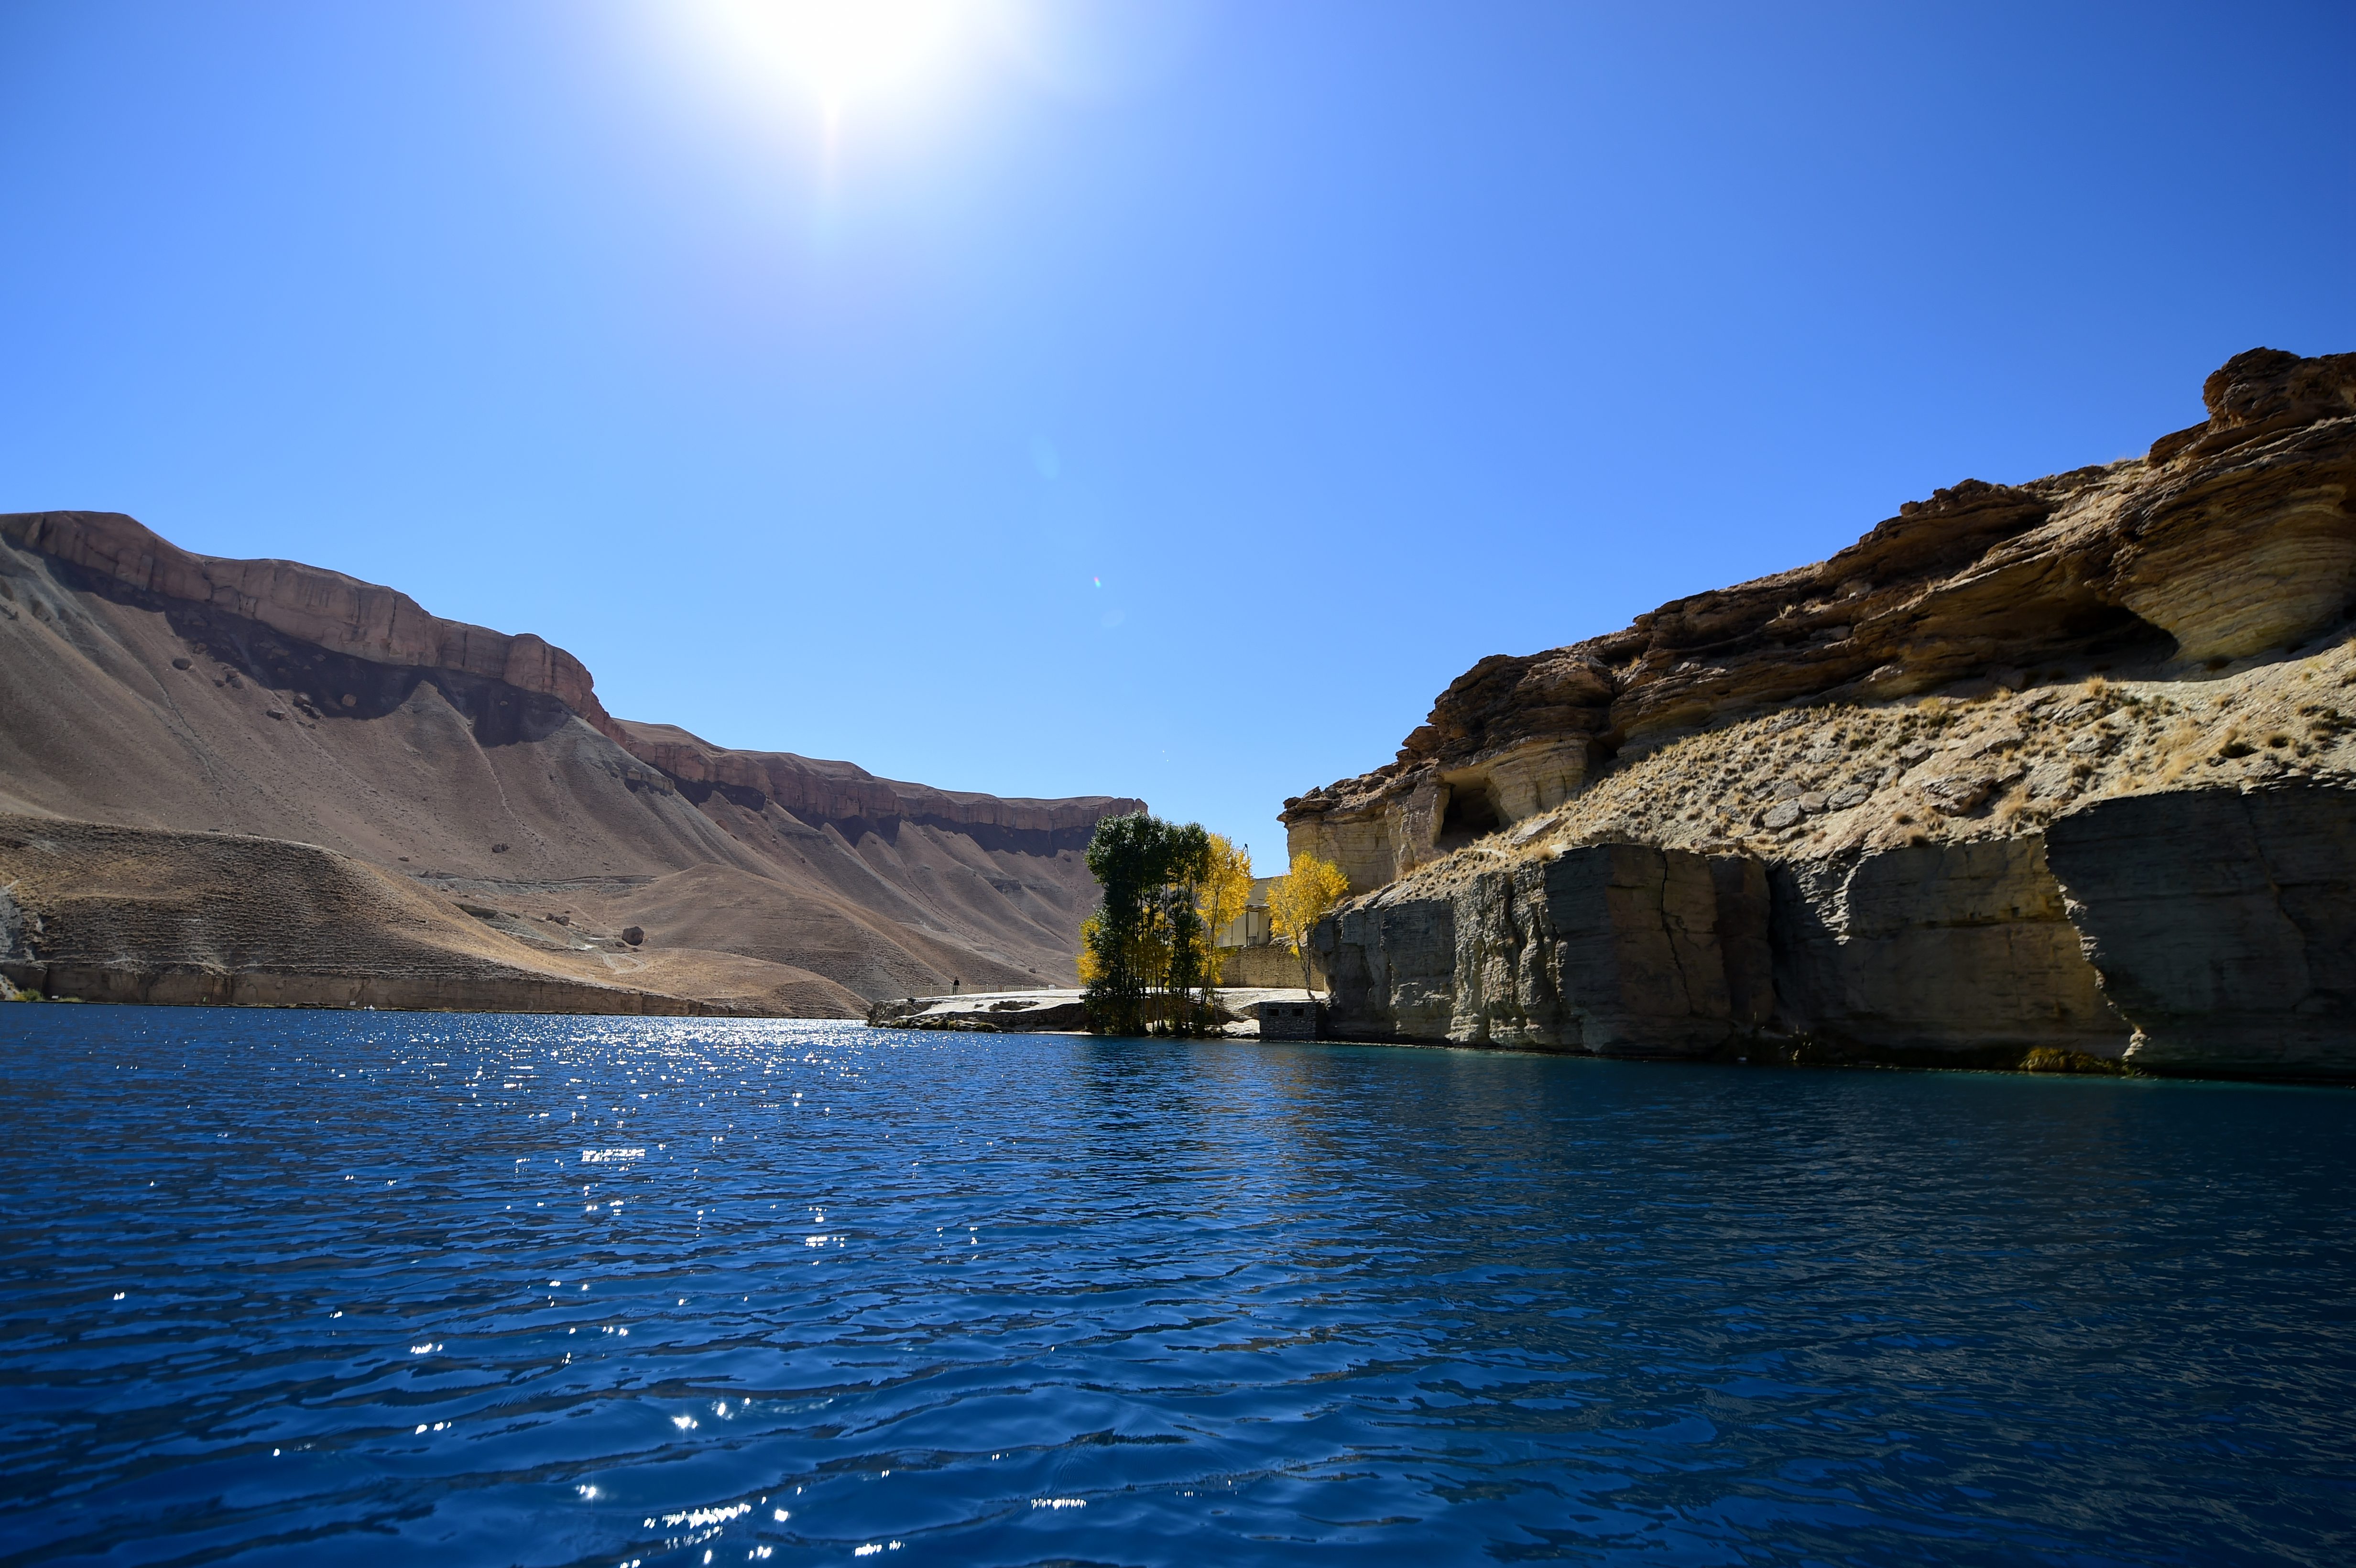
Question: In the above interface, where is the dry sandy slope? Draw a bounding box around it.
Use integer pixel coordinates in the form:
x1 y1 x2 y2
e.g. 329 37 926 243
1449 632 2356 883
0 815 863 1014
0 519 1127 1011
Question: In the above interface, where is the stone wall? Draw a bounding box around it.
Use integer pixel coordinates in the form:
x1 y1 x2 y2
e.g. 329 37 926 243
1216 943 1322 990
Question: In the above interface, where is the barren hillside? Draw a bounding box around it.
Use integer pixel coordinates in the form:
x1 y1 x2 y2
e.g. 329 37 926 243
0 511 1140 1013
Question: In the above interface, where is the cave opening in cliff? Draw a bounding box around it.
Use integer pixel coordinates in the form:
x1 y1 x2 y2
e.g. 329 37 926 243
1438 778 1504 848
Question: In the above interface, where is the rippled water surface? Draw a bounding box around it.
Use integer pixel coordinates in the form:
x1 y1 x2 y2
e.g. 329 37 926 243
4 1009 2355 1566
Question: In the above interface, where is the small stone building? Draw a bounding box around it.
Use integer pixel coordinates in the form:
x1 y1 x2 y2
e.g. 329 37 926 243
1259 998 1323 1041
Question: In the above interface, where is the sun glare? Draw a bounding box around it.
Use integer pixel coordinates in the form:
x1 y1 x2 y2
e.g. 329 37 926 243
703 0 987 127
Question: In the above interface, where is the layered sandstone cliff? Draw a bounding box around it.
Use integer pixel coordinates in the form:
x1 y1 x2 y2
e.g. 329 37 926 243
614 721 1129 849
1298 348 2356 1078
1288 348 2356 892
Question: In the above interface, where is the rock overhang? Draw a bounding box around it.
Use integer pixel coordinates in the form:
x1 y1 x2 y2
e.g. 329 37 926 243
1284 348 2356 893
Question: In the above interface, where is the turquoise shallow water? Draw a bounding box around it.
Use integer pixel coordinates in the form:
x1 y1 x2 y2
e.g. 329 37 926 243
2 1009 2353 1566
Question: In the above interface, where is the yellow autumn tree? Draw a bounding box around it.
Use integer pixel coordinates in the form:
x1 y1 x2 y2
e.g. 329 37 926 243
1075 912 1103 986
1191 834 1253 1002
1266 850 1351 993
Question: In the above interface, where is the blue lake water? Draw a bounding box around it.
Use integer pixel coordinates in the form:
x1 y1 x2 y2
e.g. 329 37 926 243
2 1009 2353 1567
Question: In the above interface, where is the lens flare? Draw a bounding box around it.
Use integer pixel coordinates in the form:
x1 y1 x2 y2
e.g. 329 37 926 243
701 0 983 122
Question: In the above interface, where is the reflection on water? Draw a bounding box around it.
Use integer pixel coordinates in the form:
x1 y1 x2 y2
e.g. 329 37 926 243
1 1009 2352 1566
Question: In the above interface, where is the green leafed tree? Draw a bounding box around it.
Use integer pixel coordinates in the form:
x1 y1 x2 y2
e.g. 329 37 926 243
1080 812 1218 1036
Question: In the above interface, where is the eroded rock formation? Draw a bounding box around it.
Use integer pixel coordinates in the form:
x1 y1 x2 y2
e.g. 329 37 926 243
2046 785 2356 1075
1287 348 2356 892
614 721 1127 850
1321 845 1772 1055
1299 348 2356 1077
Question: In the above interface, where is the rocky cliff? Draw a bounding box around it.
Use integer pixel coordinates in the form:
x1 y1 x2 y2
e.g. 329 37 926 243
1298 348 2356 1078
0 511 1142 1013
613 722 1126 851
1 510 630 744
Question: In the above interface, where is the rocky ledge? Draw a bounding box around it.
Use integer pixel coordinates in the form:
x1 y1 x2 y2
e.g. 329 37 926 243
0 510 630 744
616 721 1142 849
1286 348 2356 891
1297 348 2356 1078
865 988 1322 1037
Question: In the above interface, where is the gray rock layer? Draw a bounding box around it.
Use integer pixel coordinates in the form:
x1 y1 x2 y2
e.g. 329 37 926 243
1314 784 2356 1077
2047 785 2356 1074
1323 845 1772 1056
1771 836 2127 1056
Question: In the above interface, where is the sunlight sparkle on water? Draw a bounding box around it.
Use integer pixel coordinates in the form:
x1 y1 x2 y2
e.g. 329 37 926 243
4 1011 2353 1566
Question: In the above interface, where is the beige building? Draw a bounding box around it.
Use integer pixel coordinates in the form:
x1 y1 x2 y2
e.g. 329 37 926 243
1214 877 1322 990
1211 876 1275 949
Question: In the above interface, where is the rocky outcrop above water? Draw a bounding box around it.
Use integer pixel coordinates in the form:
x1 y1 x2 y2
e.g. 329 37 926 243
1316 782 2356 1077
1300 348 2356 1078
1769 836 2126 1058
2046 785 2356 1076
1322 845 1772 1055
1287 348 2356 893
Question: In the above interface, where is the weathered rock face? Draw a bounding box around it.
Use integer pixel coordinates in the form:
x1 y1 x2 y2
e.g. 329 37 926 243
2047 784 2356 1075
1316 789 2356 1076
1770 837 2128 1057
1293 347 2356 1078
1216 943 1324 990
1287 348 2356 890
1320 844 1773 1056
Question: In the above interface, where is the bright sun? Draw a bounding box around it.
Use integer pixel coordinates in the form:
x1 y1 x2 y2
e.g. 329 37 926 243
701 0 987 125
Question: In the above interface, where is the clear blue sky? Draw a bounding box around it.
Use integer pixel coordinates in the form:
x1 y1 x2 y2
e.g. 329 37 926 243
4 2 2352 860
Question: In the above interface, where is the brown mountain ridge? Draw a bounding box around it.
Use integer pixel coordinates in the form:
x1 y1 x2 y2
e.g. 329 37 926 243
0 510 1140 1014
